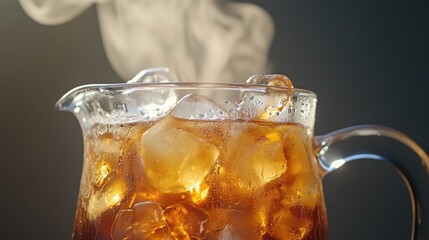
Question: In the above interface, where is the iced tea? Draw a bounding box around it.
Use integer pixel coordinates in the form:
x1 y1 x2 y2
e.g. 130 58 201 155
72 115 328 240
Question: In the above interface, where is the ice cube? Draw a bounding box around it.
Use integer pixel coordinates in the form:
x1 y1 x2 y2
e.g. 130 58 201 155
207 208 230 232
87 172 128 220
254 186 315 239
140 117 219 193
254 189 281 229
205 167 253 210
189 181 210 204
144 229 176 240
207 209 259 240
126 68 178 120
127 67 179 83
163 201 209 239
278 124 310 180
171 94 229 120
94 161 112 188
278 124 319 208
94 131 122 155
111 209 133 240
226 123 287 190
85 131 120 191
209 225 235 240
238 74 293 121
246 74 293 88
129 202 168 239
268 207 312 240
211 225 262 240
289 172 319 208
111 201 170 240
87 126 139 188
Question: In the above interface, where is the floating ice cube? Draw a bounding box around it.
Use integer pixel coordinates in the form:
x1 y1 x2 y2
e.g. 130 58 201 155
125 68 178 121
246 74 293 88
127 67 179 83
226 123 287 189
171 94 229 120
238 74 293 121
140 117 219 193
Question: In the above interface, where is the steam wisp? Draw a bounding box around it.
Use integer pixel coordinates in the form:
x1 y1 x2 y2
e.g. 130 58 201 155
19 0 274 83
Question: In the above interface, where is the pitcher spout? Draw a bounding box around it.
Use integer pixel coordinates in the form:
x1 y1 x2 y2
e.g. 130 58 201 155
56 68 183 129
55 85 92 112
55 84 110 130
55 83 131 129
55 82 180 130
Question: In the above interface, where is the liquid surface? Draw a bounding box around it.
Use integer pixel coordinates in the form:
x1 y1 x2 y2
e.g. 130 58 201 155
72 116 327 240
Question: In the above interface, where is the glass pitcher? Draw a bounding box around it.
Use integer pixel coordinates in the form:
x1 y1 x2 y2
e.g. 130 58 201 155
57 68 429 240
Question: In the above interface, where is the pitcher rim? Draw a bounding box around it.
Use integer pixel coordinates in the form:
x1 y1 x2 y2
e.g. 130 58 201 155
55 82 317 110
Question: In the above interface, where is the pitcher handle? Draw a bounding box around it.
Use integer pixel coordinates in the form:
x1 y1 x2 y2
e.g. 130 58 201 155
315 125 429 240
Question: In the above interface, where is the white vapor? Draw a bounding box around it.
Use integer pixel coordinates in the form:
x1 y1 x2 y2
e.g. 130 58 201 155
19 0 274 83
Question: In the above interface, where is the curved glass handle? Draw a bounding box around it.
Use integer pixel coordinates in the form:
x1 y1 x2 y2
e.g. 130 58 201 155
315 125 429 240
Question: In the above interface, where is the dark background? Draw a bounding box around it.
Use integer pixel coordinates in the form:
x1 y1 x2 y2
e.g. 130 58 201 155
1 0 428 239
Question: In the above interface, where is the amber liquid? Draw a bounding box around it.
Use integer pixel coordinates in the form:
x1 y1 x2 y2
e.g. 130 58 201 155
72 116 328 240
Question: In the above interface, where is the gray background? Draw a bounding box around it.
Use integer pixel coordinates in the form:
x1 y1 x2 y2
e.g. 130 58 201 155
1 0 428 239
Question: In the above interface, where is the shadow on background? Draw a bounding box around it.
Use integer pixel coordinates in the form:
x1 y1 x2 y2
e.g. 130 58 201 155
0 0 427 239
